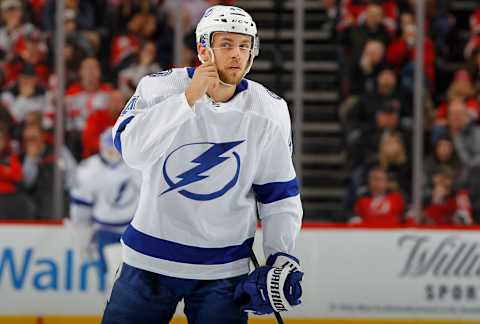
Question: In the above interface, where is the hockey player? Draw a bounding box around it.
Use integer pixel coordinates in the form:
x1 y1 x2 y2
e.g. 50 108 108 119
69 128 140 284
103 5 303 324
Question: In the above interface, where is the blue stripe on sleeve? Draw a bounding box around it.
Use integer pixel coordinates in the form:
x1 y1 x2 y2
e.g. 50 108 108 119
252 178 299 204
93 217 131 227
122 225 254 265
70 196 94 207
114 116 135 155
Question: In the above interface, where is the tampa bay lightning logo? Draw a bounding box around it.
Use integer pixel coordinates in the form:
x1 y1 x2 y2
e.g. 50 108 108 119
107 179 138 208
161 140 244 201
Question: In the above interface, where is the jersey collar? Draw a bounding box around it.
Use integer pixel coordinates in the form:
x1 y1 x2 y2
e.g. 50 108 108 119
186 66 248 102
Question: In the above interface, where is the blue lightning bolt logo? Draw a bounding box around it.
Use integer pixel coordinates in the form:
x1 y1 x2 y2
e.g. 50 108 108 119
161 140 244 201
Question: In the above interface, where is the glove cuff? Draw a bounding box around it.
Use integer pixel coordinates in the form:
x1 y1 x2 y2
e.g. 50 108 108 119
267 252 301 273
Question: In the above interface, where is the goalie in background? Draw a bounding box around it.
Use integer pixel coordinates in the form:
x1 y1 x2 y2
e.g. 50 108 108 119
67 127 140 289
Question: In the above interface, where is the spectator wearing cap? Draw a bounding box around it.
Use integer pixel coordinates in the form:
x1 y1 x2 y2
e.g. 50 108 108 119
64 57 112 160
21 124 76 219
82 89 126 159
350 165 405 226
0 64 47 129
118 41 161 98
0 0 37 60
0 122 35 219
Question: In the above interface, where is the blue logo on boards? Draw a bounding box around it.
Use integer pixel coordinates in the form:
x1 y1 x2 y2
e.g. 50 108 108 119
161 141 244 201
0 248 105 292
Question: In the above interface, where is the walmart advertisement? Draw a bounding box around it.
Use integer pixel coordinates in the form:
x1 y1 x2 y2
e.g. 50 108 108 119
1 223 480 323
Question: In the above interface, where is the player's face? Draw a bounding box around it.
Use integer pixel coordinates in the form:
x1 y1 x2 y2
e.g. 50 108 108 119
210 32 252 85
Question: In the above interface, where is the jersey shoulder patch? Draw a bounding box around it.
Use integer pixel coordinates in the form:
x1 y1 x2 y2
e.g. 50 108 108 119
121 95 140 115
148 69 173 78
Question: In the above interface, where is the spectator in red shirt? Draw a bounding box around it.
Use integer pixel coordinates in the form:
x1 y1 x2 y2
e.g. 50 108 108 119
82 89 126 158
422 166 473 226
4 28 49 88
386 22 436 90
65 57 112 132
0 122 35 219
64 57 112 159
337 0 398 34
351 165 405 226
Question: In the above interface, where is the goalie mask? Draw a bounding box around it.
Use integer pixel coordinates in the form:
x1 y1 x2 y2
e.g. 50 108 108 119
195 5 259 84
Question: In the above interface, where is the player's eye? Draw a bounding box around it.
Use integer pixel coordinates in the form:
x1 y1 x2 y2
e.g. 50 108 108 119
239 44 250 50
220 43 233 49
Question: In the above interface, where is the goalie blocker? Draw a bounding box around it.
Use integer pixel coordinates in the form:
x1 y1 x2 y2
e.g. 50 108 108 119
234 252 304 315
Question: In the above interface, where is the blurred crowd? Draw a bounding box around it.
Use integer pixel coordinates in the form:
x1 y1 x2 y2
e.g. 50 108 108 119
324 0 480 226
1 0 479 227
0 0 234 220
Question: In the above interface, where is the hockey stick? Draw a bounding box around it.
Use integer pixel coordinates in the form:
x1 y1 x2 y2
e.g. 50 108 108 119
250 249 285 324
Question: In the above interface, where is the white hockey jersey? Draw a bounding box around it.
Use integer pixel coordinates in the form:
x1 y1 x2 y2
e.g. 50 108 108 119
112 67 303 280
70 155 140 233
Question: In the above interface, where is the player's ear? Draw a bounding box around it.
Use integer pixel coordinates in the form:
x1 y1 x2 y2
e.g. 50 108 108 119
198 44 209 62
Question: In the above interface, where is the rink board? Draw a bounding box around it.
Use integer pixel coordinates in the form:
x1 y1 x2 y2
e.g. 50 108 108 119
1 222 480 322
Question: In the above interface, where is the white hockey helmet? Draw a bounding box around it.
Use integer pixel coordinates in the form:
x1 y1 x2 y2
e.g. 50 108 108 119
195 5 259 78
100 127 121 164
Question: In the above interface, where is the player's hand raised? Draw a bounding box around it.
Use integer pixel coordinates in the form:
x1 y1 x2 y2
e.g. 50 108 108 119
185 52 219 107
